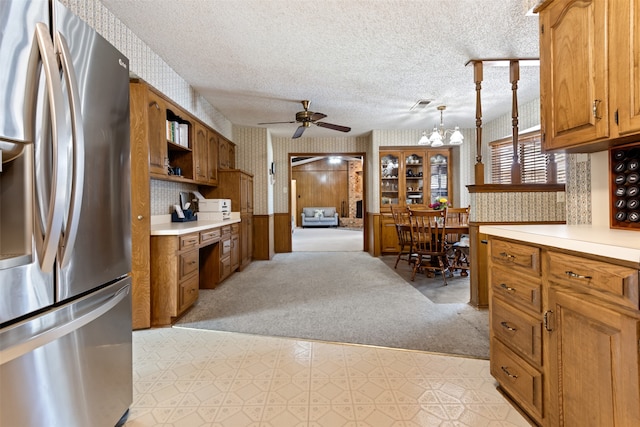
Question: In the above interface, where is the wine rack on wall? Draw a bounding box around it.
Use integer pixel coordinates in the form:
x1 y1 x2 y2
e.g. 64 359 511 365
610 141 640 230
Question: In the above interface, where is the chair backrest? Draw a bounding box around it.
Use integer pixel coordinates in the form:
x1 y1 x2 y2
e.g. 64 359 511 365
390 205 411 246
408 208 447 254
446 206 470 226
445 206 470 243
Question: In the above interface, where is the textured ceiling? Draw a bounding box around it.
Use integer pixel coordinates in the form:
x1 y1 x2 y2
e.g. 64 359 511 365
101 0 541 139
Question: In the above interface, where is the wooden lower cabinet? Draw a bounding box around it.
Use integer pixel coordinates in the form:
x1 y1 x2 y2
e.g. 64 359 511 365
219 226 232 282
150 232 200 326
487 236 640 426
546 288 640 426
380 213 400 253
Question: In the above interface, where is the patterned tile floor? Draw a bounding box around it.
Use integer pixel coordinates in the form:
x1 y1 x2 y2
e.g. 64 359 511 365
124 327 531 427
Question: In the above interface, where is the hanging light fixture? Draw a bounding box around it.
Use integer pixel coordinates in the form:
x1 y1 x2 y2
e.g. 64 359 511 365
421 105 464 147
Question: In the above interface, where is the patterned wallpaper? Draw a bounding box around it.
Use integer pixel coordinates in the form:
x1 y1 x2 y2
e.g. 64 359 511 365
67 1 597 224
469 192 565 222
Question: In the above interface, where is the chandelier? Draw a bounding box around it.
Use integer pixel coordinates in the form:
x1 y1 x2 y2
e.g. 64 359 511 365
418 105 464 146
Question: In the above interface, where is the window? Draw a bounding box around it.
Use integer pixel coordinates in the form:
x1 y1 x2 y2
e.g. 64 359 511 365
490 132 565 184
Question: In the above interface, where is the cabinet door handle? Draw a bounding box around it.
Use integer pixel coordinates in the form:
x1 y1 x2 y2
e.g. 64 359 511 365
499 252 516 261
500 321 517 332
500 283 516 293
149 101 160 110
544 310 554 332
565 271 592 280
501 366 518 379
592 99 601 120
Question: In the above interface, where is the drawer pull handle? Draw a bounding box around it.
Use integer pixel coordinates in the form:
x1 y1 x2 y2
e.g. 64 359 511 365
501 366 518 379
189 261 197 265
500 283 516 293
565 271 592 280
499 252 516 261
500 321 517 332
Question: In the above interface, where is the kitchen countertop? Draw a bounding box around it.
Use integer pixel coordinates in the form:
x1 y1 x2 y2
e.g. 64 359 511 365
151 214 241 236
479 224 640 265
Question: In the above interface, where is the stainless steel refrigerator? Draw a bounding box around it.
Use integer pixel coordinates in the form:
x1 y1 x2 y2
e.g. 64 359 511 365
0 1 132 425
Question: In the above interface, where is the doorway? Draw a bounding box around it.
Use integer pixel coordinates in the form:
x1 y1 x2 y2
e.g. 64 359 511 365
289 153 366 252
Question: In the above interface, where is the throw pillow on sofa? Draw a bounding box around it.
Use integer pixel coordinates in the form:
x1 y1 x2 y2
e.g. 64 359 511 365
314 209 324 218
323 207 336 217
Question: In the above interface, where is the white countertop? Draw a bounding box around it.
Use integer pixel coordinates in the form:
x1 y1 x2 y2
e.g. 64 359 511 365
151 214 241 236
479 224 640 265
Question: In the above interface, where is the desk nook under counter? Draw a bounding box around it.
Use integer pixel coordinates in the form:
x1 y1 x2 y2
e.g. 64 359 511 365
149 216 241 326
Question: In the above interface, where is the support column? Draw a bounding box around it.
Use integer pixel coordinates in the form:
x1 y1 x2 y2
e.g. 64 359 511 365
510 60 522 184
473 61 484 185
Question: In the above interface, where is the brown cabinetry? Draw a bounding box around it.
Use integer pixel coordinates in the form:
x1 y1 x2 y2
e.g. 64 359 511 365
202 170 254 270
488 238 545 424
150 232 200 326
380 148 452 212
487 236 640 426
379 147 452 253
537 0 640 151
218 137 236 170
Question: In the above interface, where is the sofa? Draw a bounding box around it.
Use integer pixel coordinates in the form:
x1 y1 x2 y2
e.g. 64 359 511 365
301 207 339 228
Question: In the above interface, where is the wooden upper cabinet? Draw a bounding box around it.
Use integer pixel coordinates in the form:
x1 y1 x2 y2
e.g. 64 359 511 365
229 142 236 169
218 137 229 169
613 0 640 135
194 123 208 183
207 130 218 185
538 0 640 151
538 0 609 150
147 90 168 176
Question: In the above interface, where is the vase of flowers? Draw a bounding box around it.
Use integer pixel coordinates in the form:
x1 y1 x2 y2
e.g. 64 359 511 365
429 197 450 210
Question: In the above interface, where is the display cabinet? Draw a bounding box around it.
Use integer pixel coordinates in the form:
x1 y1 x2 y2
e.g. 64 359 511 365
380 147 451 212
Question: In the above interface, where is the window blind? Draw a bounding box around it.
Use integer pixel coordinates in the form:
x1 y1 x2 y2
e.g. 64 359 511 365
490 132 565 184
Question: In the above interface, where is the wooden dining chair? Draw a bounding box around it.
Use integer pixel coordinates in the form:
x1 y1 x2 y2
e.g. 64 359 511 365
390 205 413 268
445 206 471 276
408 208 450 284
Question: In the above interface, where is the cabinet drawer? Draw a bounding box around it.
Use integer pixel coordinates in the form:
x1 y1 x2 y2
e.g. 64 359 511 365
221 225 231 238
220 254 231 280
200 228 220 245
179 250 199 278
547 251 639 309
179 233 200 250
491 267 542 314
231 223 240 234
492 297 542 366
490 239 540 276
220 238 231 257
491 338 543 422
178 274 198 314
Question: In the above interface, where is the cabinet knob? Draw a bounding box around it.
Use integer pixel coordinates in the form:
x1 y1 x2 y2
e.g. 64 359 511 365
137 215 143 220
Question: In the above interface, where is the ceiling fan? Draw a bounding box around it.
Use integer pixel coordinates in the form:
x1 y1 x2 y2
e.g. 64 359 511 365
258 100 351 139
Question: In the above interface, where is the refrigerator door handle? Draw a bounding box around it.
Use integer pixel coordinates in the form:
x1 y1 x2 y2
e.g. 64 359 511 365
55 31 85 268
0 284 130 365
24 23 68 272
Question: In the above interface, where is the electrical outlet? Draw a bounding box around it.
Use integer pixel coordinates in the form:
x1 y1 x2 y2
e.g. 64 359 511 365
557 192 565 203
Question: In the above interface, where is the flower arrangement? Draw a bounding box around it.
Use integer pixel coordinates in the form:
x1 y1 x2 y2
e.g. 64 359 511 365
429 197 450 210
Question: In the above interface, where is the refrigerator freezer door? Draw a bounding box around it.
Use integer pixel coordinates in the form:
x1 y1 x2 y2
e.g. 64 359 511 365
53 2 132 301
0 0 48 146
0 277 133 427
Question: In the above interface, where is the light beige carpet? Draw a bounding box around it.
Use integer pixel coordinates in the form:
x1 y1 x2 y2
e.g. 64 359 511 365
292 227 363 252
176 251 489 358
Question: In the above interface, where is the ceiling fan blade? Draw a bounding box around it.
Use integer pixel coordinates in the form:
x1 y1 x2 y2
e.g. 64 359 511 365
310 112 327 121
257 120 296 125
292 125 306 139
315 122 351 133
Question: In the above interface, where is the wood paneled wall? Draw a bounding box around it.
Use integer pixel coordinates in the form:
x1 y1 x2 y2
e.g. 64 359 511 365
292 158 349 219
253 214 274 260
274 213 292 253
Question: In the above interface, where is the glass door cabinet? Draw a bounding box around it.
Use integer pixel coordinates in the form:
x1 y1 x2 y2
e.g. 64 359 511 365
379 147 452 253
379 148 451 212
